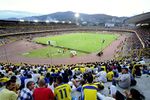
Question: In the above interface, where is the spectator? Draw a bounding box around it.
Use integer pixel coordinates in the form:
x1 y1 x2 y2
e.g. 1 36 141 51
24 74 34 88
124 88 145 100
32 70 40 84
10 76 20 94
81 73 98 100
54 76 72 100
0 80 18 100
47 76 54 93
0 73 9 83
107 68 114 81
113 68 131 89
134 65 142 77
18 81 35 100
33 79 54 100
142 65 149 74
96 68 107 83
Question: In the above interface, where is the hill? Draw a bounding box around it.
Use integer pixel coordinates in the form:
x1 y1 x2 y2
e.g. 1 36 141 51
22 11 127 25
1 11 127 26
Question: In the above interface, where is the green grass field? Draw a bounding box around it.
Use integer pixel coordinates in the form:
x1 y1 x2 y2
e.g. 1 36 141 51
24 32 119 58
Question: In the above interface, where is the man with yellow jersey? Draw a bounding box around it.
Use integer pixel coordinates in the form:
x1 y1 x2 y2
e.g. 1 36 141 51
107 69 114 81
81 73 98 100
80 67 86 73
54 76 72 100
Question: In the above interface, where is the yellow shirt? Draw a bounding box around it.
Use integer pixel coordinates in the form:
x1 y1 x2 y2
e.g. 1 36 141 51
82 83 98 100
94 82 104 87
94 82 104 91
0 77 9 82
101 66 106 71
48 68 51 72
54 84 71 100
55 69 59 73
90 66 94 70
107 71 114 81
0 88 18 100
74 67 78 71
80 67 86 73
40 75 44 79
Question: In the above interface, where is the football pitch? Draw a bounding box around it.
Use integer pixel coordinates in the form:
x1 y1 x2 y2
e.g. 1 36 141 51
24 32 119 58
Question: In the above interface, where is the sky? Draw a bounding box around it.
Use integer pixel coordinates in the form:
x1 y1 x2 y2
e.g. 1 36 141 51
0 0 150 17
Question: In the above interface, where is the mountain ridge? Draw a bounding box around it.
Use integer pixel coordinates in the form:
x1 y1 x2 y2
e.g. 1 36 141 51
0 11 128 25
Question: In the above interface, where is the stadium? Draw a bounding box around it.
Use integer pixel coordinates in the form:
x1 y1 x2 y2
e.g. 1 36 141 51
0 19 145 65
0 4 150 100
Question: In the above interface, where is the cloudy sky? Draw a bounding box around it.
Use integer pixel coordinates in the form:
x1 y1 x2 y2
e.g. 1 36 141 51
0 0 149 17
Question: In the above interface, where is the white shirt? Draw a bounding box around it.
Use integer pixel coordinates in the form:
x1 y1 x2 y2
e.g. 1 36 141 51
97 71 107 83
48 83 54 93
32 73 40 83
118 73 131 89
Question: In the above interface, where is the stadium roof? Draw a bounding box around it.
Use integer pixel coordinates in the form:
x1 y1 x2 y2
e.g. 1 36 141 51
125 12 150 24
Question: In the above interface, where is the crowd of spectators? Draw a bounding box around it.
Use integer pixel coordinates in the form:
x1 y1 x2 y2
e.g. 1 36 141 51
126 33 142 50
0 24 77 34
0 22 149 100
0 57 149 100
135 26 150 48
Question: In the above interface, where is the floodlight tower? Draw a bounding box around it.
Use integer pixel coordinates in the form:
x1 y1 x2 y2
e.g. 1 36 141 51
74 13 80 26
19 19 24 22
45 20 50 23
34 19 38 23
68 21 72 24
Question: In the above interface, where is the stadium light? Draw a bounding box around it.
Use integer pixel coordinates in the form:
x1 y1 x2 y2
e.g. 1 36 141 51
62 21 65 24
54 20 59 23
45 20 50 23
19 19 24 22
74 13 80 25
68 21 72 24
75 13 80 18
33 19 38 23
